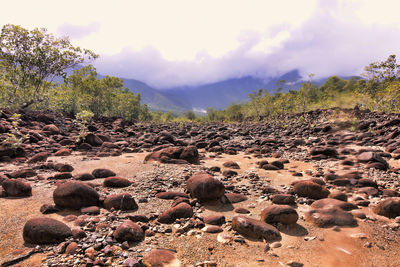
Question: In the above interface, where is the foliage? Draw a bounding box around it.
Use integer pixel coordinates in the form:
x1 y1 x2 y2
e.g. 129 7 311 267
0 24 98 109
73 110 94 143
1 113 28 150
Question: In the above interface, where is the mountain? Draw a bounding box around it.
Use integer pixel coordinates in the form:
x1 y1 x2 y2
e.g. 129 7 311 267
121 78 185 112
122 70 308 112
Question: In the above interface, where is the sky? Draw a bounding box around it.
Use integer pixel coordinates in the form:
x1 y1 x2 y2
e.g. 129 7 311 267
1 0 400 88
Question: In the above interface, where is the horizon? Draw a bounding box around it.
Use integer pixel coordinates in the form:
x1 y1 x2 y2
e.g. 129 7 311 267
1 0 400 88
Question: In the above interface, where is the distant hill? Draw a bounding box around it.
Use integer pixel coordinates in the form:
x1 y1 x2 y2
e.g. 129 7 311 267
123 70 313 112
121 78 185 112
104 69 346 112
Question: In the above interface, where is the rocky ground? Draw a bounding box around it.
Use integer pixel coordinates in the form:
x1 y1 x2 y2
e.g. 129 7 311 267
1 107 400 267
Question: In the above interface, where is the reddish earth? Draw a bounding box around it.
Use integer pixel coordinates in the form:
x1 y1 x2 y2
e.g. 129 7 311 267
1 108 400 266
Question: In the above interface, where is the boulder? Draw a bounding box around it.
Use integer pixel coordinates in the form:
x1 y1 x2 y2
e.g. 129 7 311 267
203 214 226 225
158 203 193 224
271 194 296 205
75 173 95 181
103 177 132 188
23 218 72 244
155 191 189 200
53 181 99 209
27 152 49 163
186 173 225 202
104 193 138 211
373 198 400 218
113 220 144 242
142 249 181 267
310 198 358 211
260 205 298 225
92 168 116 178
305 207 357 227
84 133 103 147
2 178 32 197
293 180 330 199
42 124 60 134
224 193 248 203
232 215 281 241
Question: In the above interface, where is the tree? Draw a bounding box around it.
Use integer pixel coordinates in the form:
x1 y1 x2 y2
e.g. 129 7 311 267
184 110 196 120
361 55 400 109
0 24 98 108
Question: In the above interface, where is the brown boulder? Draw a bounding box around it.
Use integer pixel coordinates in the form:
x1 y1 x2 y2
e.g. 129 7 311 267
155 191 189 200
223 161 240 169
27 152 49 163
311 198 358 211
103 177 132 188
43 124 60 134
224 193 248 203
293 180 330 199
232 215 281 241
53 181 99 209
271 194 296 205
54 148 72 156
158 203 193 224
142 249 181 267
84 133 103 147
260 205 298 225
104 193 138 211
373 198 400 218
2 178 32 197
305 207 357 227
75 173 95 181
23 217 72 244
203 214 225 225
186 173 225 202
92 168 116 178
113 220 144 242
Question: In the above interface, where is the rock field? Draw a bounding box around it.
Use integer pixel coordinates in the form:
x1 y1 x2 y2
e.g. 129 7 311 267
1 107 400 266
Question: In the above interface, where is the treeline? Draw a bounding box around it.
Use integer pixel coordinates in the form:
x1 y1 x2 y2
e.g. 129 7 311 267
1 24 400 123
0 24 151 121
191 55 400 123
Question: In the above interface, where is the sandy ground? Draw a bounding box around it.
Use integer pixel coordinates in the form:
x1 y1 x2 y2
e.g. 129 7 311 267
0 151 399 266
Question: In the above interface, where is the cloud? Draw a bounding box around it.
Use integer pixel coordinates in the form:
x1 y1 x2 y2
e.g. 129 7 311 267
93 0 400 88
57 22 100 40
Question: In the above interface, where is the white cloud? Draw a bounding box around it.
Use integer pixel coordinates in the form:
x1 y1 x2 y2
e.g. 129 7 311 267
1 0 400 87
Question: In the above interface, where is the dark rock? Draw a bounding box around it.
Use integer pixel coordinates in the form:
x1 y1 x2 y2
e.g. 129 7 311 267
305 207 357 227
2 178 32 197
103 177 132 188
155 191 189 200
104 193 138 211
53 181 99 209
186 173 225 202
231 215 281 241
113 220 144 242
142 249 180 267
27 152 49 163
23 217 72 244
92 168 116 178
203 214 225 225
293 180 330 199
224 193 248 203
271 194 296 205
260 205 298 225
40 204 60 214
158 203 193 224
75 173 95 181
373 198 400 218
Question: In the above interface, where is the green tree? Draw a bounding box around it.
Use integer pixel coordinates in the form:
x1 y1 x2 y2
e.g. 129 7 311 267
0 24 98 108
184 110 196 120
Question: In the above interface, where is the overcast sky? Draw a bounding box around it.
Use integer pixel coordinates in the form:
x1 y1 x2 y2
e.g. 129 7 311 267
1 0 400 88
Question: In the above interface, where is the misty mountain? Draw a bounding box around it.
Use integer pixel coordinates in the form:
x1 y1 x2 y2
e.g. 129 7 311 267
125 70 312 112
